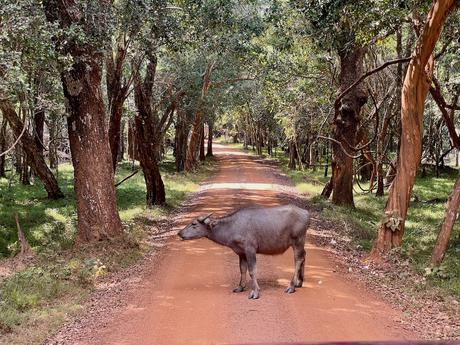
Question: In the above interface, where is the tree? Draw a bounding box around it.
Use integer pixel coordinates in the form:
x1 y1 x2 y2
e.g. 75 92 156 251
0 118 7 177
132 55 182 206
43 0 123 242
182 0 264 171
329 41 368 207
185 61 215 170
431 171 460 266
370 0 457 258
106 33 131 172
0 98 63 199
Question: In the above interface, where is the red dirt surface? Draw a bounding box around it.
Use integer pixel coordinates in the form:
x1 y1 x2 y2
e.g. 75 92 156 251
70 144 416 344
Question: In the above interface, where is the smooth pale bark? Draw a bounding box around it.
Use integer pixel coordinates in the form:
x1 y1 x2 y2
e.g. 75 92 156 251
431 172 460 266
371 0 457 258
0 100 63 199
44 0 123 242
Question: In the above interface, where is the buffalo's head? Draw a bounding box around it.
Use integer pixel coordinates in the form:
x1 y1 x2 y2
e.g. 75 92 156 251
178 213 214 240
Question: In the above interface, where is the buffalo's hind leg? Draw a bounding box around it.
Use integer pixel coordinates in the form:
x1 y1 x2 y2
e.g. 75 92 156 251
246 249 260 299
233 254 247 293
285 238 306 294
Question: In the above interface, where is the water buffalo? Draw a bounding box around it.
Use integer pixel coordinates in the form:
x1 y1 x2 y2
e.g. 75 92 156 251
178 204 310 299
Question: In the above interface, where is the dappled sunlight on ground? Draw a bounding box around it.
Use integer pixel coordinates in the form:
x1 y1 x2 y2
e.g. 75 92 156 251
84 143 414 345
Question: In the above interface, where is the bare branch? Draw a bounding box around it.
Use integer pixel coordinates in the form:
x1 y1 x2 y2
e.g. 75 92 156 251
335 56 412 110
115 169 140 187
0 117 28 157
317 135 362 159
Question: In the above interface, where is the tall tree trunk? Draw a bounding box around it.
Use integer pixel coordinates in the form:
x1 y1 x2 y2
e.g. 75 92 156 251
127 119 137 161
199 123 205 161
0 100 63 199
48 116 59 169
134 117 165 206
175 110 190 172
331 43 367 207
0 118 7 177
370 0 457 258
309 143 317 171
376 105 394 197
117 119 125 162
133 57 166 206
131 57 180 206
431 171 460 266
185 61 215 171
108 98 124 171
186 109 203 171
243 131 249 150
21 153 31 185
44 0 122 242
107 37 129 172
288 140 297 170
34 110 45 154
206 120 213 157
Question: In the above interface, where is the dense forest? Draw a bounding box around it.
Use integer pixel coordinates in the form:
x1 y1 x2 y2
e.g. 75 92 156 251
1 0 460 343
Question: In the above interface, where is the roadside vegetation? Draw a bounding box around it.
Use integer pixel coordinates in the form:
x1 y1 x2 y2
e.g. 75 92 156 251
219 138 460 299
0 157 214 345
1 0 460 342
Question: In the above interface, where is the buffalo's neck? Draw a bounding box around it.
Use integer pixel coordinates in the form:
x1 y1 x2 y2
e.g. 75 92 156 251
207 225 229 247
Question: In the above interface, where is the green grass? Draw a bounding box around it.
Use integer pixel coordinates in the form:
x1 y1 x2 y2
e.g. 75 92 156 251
0 155 215 344
223 142 460 298
0 155 214 257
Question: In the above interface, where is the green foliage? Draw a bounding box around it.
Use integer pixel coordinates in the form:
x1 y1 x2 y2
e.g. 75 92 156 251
0 155 215 342
0 154 214 258
0 267 65 311
289 0 430 49
271 146 460 297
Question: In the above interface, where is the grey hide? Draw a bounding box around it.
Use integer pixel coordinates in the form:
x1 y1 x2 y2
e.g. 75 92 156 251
178 204 310 299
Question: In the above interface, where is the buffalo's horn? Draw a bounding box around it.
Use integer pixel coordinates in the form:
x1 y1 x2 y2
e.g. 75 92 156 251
198 213 213 222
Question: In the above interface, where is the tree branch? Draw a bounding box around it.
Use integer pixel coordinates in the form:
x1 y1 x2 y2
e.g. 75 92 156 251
335 56 412 110
317 135 362 159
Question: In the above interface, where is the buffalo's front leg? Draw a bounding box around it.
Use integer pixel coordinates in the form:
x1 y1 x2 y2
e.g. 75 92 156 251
245 250 260 299
233 255 247 293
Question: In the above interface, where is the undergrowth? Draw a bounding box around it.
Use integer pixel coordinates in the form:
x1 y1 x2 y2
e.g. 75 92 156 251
0 155 215 344
222 141 460 299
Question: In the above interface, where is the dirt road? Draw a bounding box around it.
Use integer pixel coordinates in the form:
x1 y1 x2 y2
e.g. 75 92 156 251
75 144 415 344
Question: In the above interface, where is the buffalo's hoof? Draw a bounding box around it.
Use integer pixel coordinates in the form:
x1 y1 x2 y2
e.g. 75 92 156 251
233 286 245 293
248 290 260 299
285 286 296 294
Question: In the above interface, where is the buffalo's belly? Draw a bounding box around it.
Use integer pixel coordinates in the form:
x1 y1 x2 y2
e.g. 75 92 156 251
256 244 290 255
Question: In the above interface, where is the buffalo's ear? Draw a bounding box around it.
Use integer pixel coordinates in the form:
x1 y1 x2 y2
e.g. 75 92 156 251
204 218 217 229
